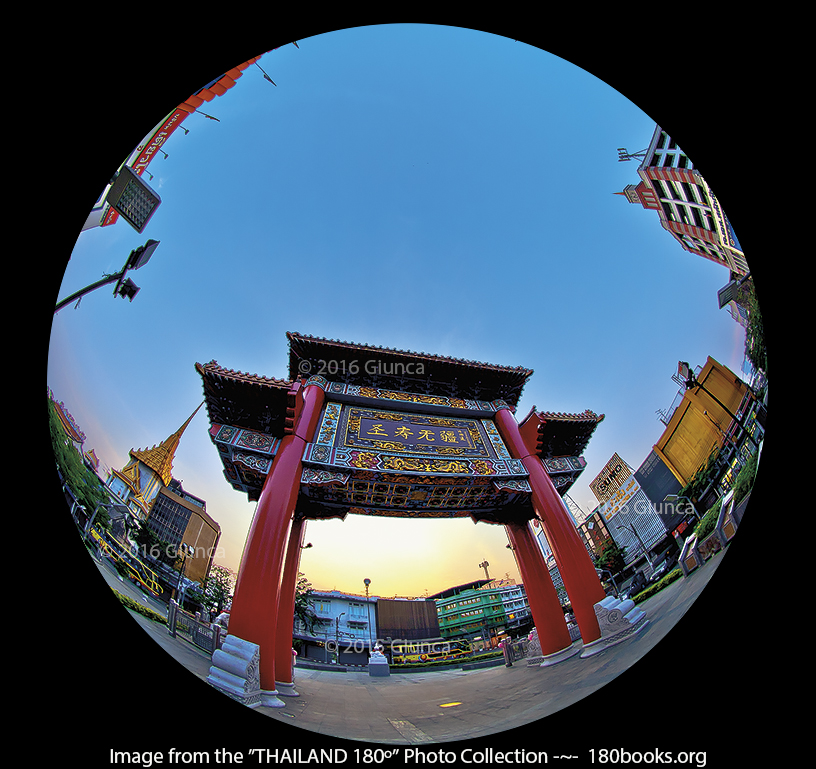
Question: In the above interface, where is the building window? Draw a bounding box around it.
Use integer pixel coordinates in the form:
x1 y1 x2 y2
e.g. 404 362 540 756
147 495 192 546
681 182 697 203
652 179 667 199
315 600 332 614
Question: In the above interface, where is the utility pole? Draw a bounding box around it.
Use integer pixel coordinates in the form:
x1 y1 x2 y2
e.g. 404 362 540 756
55 240 160 313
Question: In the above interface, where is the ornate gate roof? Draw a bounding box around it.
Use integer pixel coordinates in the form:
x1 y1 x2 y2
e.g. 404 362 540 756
286 332 533 409
195 334 603 515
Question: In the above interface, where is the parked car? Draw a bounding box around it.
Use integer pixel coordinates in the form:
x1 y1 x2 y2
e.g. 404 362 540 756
628 571 648 596
648 556 677 583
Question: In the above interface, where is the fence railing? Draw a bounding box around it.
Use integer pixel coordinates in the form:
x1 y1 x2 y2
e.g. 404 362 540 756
504 639 528 663
167 600 223 654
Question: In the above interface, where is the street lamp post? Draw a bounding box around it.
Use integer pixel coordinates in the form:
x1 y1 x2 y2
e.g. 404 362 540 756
616 522 654 568
335 612 346 663
55 239 160 313
175 543 191 606
595 567 620 598
364 578 373 652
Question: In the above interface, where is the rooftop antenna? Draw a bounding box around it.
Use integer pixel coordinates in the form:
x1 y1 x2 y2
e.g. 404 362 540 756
617 147 647 162
478 560 490 580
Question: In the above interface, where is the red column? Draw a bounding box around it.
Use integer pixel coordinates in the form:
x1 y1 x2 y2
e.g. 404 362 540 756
495 407 605 644
505 521 572 655
227 381 325 694
274 515 307 689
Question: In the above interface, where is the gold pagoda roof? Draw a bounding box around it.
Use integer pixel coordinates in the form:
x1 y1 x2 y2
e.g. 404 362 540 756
129 403 203 487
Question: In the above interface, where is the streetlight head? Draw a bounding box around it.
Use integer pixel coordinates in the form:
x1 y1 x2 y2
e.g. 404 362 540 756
106 165 161 233
115 277 140 302
127 239 161 271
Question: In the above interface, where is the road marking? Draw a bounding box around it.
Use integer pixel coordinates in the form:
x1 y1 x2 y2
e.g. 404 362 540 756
439 702 462 708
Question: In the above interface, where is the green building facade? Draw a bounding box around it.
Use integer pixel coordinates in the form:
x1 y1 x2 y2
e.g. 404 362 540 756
433 579 532 650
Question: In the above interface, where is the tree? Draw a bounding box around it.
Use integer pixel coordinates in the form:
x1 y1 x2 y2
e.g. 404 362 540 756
731 450 758 505
294 572 318 633
593 538 627 576
737 278 767 378
49 395 113 528
202 564 236 615
132 519 176 568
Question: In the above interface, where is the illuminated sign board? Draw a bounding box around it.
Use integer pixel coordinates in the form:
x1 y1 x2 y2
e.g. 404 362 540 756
598 474 640 521
589 452 629 504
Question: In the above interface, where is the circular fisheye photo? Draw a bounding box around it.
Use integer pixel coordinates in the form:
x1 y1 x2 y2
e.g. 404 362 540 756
48 22 770 766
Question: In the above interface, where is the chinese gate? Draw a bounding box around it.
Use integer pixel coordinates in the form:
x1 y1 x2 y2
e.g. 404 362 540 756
197 332 612 706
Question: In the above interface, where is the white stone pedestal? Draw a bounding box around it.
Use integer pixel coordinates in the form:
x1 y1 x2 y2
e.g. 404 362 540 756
275 680 299 697
580 596 649 658
524 628 581 667
539 641 582 667
368 654 390 677
259 689 286 708
207 635 265 708
207 636 285 708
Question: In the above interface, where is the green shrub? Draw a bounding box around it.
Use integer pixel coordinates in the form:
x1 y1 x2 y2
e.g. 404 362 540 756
732 452 758 505
632 569 682 604
113 588 167 624
694 500 721 540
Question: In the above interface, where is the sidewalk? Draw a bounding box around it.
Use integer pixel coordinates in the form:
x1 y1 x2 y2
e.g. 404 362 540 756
120 549 727 744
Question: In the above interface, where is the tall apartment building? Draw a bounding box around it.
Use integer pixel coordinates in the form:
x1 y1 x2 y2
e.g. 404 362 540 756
146 479 221 585
618 125 748 278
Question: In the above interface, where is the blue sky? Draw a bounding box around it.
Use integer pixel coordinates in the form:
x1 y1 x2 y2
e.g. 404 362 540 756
48 24 747 598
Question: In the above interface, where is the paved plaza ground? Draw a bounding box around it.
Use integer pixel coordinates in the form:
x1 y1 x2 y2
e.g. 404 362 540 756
65 533 783 767
109 547 727 745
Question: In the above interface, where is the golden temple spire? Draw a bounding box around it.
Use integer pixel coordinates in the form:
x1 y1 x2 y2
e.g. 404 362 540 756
130 402 204 486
